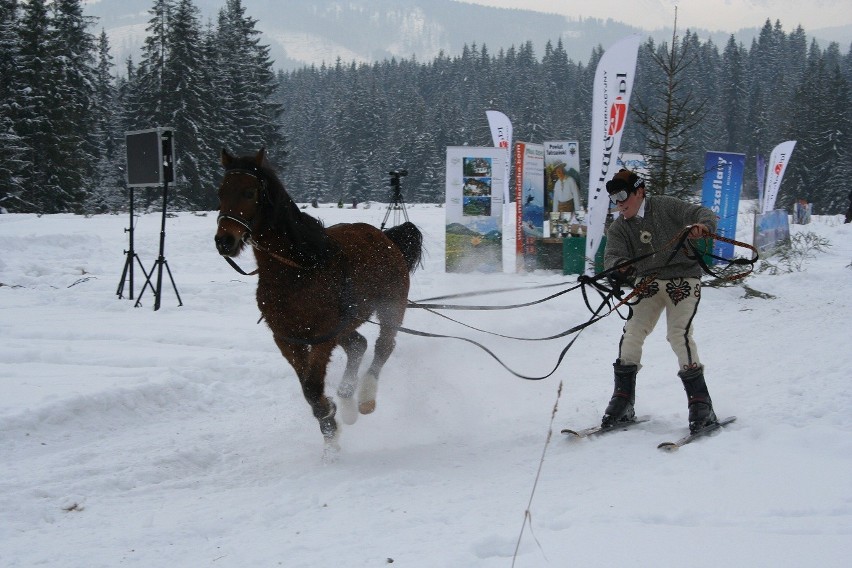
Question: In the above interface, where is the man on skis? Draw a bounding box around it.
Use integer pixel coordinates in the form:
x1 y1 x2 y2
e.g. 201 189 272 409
601 169 719 434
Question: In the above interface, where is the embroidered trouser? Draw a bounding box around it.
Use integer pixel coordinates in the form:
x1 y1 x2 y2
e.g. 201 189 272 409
617 277 702 372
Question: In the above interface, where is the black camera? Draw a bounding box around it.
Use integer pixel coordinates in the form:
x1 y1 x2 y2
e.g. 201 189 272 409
389 169 407 188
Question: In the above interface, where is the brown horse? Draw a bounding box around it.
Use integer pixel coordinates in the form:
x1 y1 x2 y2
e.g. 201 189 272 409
214 148 423 457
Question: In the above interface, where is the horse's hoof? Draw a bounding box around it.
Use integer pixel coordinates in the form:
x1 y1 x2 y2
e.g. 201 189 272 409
358 373 379 415
338 396 359 425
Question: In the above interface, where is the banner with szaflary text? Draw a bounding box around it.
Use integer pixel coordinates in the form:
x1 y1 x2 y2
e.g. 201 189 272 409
584 35 642 274
701 151 745 264
761 140 796 213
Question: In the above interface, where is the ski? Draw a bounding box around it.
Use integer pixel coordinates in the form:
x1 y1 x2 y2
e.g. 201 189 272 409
657 416 737 451
561 416 650 439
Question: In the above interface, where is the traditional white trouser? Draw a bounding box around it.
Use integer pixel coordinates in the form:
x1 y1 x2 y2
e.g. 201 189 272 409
617 277 702 372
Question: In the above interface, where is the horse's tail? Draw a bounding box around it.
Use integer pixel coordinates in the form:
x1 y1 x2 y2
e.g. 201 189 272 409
384 221 423 273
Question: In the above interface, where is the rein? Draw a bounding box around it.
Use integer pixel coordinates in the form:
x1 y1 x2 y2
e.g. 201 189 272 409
408 227 758 312
381 228 759 380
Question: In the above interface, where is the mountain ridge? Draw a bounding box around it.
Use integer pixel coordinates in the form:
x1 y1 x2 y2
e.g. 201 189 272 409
83 0 851 72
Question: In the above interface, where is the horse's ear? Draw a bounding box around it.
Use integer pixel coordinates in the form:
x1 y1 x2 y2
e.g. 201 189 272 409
221 148 233 167
255 147 267 167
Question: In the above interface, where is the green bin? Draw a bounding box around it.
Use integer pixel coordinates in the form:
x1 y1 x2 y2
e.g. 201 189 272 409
562 236 606 275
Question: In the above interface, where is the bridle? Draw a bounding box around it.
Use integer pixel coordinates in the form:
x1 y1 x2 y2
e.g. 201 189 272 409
217 167 303 272
217 168 268 242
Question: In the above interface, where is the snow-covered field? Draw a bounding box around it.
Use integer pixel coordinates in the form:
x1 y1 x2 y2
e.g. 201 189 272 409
1 203 850 567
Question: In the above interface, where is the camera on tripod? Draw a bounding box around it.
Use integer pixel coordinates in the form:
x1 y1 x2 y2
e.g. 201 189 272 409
388 169 408 187
381 169 409 230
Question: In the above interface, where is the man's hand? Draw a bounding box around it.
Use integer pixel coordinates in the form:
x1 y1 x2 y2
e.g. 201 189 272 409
687 224 710 239
608 265 637 289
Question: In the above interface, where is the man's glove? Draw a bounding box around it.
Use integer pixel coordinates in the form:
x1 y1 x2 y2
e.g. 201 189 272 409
607 265 637 289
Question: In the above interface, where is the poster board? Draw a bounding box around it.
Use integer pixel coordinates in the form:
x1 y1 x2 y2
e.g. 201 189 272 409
514 142 545 271
445 147 507 273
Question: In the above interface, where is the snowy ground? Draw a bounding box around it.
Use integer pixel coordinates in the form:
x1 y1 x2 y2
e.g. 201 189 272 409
1 203 850 567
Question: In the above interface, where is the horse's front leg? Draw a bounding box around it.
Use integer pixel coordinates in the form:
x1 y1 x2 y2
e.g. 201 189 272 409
274 337 339 455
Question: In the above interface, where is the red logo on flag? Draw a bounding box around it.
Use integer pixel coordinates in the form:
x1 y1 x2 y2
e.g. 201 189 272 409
498 140 509 149
608 96 627 136
774 163 783 175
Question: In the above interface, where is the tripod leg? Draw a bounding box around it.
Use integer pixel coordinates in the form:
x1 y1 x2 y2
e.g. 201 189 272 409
116 252 132 298
162 260 183 307
133 259 158 308
380 204 393 230
154 257 164 311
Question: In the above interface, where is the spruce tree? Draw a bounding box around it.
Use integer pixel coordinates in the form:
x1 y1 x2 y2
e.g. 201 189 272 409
0 0 28 211
167 0 218 209
130 0 172 130
631 20 708 198
214 0 283 160
721 36 747 153
786 41 852 214
86 29 125 214
49 0 100 212
16 0 64 212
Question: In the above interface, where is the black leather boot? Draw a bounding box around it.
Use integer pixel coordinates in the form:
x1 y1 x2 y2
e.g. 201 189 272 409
679 366 718 433
602 361 637 427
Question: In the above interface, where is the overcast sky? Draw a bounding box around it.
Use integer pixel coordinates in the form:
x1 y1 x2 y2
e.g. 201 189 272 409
457 0 852 34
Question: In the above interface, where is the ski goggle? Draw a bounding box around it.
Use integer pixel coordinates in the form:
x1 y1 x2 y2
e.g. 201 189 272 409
608 189 630 204
606 175 643 204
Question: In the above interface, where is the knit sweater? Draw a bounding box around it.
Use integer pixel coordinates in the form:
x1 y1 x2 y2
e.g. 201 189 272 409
604 194 718 280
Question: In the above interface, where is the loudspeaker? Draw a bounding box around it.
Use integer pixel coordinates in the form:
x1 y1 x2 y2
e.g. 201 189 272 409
125 127 175 187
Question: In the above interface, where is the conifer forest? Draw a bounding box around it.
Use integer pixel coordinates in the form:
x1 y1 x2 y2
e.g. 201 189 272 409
1 0 851 215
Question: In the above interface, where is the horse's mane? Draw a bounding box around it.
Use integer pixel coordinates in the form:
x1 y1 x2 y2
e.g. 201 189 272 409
228 156 337 267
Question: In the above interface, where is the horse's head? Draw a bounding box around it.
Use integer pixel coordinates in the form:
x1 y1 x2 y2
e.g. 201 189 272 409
215 148 270 257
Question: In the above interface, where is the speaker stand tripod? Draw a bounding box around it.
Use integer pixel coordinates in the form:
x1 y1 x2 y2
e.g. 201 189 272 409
134 180 183 310
116 186 150 300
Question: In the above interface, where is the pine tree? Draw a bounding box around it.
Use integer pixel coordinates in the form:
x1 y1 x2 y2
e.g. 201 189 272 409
686 33 723 169
16 0 65 212
786 41 852 214
631 17 709 197
821 63 852 213
49 0 100 212
0 0 28 211
167 0 218 209
86 29 125 214
214 0 283 160
132 0 172 130
721 36 747 153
